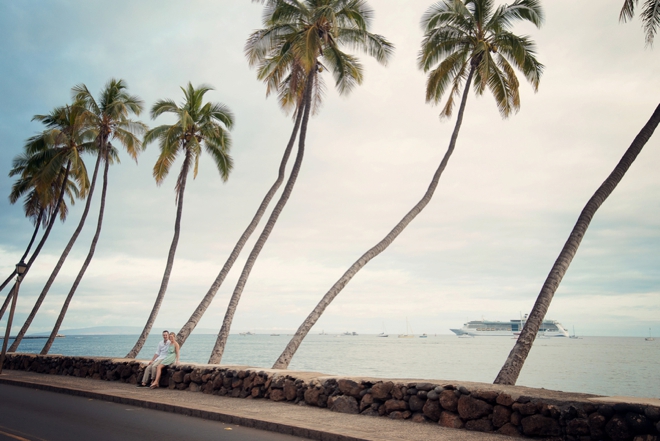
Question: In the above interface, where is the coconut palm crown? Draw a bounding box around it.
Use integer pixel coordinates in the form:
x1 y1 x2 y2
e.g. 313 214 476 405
620 0 660 46
419 0 544 119
144 82 234 192
246 0 394 114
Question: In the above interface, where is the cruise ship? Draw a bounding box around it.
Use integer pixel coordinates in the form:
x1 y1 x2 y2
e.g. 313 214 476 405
450 314 569 338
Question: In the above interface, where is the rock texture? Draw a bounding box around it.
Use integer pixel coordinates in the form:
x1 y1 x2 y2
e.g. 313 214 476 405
3 353 659 441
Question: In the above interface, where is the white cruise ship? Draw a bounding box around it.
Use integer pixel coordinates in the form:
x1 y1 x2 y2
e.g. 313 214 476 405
450 314 569 338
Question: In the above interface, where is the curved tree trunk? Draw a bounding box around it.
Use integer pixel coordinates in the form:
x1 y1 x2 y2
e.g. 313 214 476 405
8 155 100 350
174 106 305 347
272 66 476 369
41 152 110 355
0 211 43 298
125 152 191 358
3 163 70 329
207 67 317 365
494 103 660 385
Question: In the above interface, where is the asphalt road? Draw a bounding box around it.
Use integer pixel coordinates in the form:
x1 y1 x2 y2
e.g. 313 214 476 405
0 384 309 441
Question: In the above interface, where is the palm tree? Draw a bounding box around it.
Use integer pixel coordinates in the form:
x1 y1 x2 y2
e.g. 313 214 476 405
273 0 544 369
494 122 660 385
206 0 393 364
125 83 234 359
620 0 660 46
0 120 88 321
6 104 93 351
40 79 146 355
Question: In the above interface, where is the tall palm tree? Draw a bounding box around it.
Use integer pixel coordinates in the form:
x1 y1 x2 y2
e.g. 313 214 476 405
125 83 234 358
207 0 393 364
0 122 88 321
495 105 660 385
6 104 93 351
40 79 146 355
273 0 544 369
620 0 660 46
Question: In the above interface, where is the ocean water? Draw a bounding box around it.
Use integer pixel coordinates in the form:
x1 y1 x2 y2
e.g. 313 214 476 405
9 334 659 399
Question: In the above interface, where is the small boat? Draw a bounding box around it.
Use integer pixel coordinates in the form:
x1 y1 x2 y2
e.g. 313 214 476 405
270 333 280 336
646 328 655 341
239 331 254 336
343 331 358 336
398 318 414 338
569 326 579 339
377 332 389 337
319 330 327 335
419 333 428 338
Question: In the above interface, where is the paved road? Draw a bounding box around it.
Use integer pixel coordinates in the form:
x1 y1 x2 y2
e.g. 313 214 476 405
0 384 308 441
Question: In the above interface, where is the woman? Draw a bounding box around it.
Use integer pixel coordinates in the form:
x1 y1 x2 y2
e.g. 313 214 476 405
150 332 180 388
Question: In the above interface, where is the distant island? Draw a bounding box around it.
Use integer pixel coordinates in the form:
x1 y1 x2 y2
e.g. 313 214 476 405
27 326 221 336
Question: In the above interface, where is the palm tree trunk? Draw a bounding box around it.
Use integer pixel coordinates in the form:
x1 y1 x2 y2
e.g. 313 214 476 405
494 103 660 385
7 155 99 351
40 152 110 355
0 211 43 297
272 66 476 370
174 106 306 348
125 152 191 358
207 67 317 365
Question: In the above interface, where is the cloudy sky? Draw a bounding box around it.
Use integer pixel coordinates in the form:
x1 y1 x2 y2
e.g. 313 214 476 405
0 1 658 340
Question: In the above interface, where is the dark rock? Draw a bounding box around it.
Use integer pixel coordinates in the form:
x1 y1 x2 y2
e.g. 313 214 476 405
230 388 241 398
415 383 435 392
512 401 540 415
270 375 285 389
465 418 494 433
231 378 242 389
370 381 393 400
438 411 464 429
521 414 561 437
426 390 439 400
566 418 590 436
471 390 499 403
251 387 261 398
606 414 633 441
284 380 297 401
337 379 361 398
360 408 379 417
388 411 411 420
252 374 266 387
496 393 515 407
615 403 646 414
360 393 374 412
411 413 427 423
330 395 359 414
391 385 404 400
457 395 493 420
406 387 418 396
492 405 512 428
588 412 607 438
384 399 407 413
626 412 654 434
189 382 201 393
417 390 427 399
408 395 425 412
270 389 286 402
633 435 660 441
599 404 615 418
645 407 660 421
189 369 202 384
517 396 531 404
304 388 322 406
458 386 469 395
439 390 459 411
423 399 442 422
497 423 522 437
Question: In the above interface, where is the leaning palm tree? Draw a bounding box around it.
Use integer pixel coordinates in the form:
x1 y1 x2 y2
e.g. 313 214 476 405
6 104 93 351
125 83 234 358
206 0 393 364
620 0 660 46
40 79 146 355
273 0 544 369
0 127 87 321
495 105 660 385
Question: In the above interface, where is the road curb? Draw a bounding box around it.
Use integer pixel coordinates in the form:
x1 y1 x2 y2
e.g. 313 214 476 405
0 376 365 441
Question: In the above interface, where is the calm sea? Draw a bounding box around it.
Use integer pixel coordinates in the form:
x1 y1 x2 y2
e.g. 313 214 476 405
9 334 659 399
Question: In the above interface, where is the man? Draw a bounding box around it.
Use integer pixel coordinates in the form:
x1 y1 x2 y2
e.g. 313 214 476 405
138 330 170 387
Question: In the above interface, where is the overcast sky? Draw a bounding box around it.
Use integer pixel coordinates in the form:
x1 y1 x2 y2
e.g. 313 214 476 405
0 1 658 340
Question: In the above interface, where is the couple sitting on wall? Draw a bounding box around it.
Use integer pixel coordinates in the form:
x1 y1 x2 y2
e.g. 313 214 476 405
138 330 180 389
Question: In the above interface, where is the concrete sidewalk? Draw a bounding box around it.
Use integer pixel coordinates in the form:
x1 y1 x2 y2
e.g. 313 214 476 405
0 370 511 441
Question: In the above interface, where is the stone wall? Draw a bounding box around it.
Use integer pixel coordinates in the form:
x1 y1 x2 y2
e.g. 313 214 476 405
3 353 659 441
